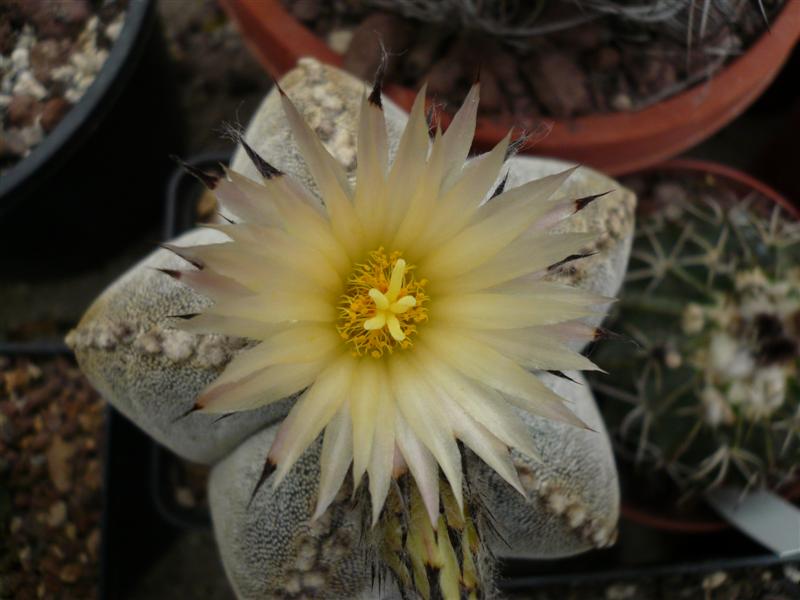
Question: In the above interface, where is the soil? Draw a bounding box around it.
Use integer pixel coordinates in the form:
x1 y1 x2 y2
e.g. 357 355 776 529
282 0 784 126
0 0 128 175
0 356 105 599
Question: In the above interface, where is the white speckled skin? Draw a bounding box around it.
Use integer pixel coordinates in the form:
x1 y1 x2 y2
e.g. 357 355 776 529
70 59 634 598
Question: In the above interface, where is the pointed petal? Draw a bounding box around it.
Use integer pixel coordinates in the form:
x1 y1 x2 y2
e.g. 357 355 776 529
159 267 253 302
269 354 355 485
354 93 389 246
383 86 430 239
421 328 587 429
207 290 336 324
171 313 278 340
420 167 576 278
438 391 525 496
394 414 440 526
466 327 599 372
391 128 446 253
204 325 341 392
196 358 326 414
435 284 608 329
278 89 364 257
368 370 395 525
440 83 479 190
434 232 596 294
350 359 381 489
414 348 539 460
390 356 463 512
415 131 511 255
314 404 353 519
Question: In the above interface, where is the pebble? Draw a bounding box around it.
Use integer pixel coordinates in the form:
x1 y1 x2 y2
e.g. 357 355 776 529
605 583 637 600
39 97 69 133
47 501 67 528
702 571 728 590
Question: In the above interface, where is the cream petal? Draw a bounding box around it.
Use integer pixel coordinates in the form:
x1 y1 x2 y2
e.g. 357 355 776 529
435 285 607 329
420 168 576 278
354 93 389 247
214 175 282 226
207 290 336 324
206 325 341 391
421 328 587 429
367 370 395 525
414 132 511 256
394 413 440 526
269 354 355 485
171 313 279 340
314 404 353 519
382 86 430 241
161 268 253 303
278 89 364 257
224 170 351 276
349 358 381 489
434 232 596 295
389 356 464 512
413 349 538 460
466 328 600 372
440 82 479 191
196 358 327 414
436 391 525 496
390 128 446 255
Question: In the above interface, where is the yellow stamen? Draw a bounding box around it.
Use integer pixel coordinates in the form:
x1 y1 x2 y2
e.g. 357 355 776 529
337 248 429 357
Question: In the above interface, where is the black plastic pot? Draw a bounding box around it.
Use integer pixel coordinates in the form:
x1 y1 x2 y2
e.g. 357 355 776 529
0 0 183 277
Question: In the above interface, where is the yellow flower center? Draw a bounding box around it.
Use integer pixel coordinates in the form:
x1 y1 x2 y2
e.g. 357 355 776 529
337 248 429 358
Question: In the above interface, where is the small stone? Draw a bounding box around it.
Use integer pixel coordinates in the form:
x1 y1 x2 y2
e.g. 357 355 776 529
47 501 67 528
702 571 727 590
326 29 353 55
594 47 621 71
47 436 75 493
12 71 47 101
291 0 321 21
521 50 592 118
174 486 196 508
10 516 23 534
39 97 70 133
58 564 81 584
610 93 633 112
29 39 67 84
86 528 101 559
7 94 40 127
783 564 800 583
605 583 637 600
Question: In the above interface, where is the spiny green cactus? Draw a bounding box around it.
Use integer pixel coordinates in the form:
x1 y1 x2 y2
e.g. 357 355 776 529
591 172 800 494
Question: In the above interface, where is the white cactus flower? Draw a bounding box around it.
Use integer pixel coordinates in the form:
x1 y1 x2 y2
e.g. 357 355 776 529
166 80 610 526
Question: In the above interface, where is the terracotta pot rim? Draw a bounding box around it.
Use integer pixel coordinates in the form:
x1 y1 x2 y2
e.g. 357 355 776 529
220 0 800 175
636 157 800 219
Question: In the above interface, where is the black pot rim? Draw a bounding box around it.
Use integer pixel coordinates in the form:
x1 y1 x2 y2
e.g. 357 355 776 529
0 0 156 216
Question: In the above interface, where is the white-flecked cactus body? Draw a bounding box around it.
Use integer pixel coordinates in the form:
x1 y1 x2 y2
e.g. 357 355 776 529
69 58 635 598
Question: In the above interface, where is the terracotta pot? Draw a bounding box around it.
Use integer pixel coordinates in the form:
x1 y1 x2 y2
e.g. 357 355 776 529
218 0 800 176
617 158 798 534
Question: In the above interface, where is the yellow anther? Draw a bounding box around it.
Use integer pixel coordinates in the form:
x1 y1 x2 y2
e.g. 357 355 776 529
336 249 428 357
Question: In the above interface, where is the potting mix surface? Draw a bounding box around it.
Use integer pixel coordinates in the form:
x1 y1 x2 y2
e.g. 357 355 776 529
0 356 105 599
282 0 784 125
0 0 129 176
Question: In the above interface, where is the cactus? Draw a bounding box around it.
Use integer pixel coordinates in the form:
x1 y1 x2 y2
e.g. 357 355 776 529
590 171 800 494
